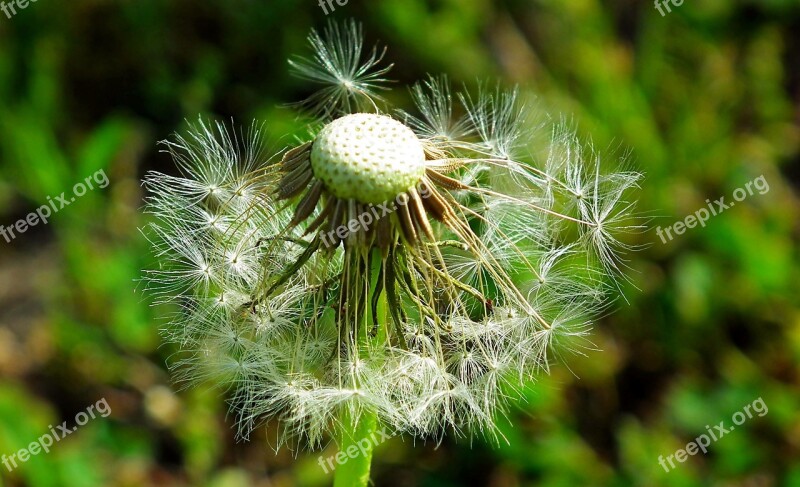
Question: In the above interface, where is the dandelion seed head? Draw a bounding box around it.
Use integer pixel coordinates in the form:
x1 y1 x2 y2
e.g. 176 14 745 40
310 113 425 203
142 20 643 449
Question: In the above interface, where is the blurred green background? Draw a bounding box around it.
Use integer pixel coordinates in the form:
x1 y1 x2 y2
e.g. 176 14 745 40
0 0 798 486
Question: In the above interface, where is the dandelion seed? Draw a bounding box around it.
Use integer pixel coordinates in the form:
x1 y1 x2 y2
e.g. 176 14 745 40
288 19 394 118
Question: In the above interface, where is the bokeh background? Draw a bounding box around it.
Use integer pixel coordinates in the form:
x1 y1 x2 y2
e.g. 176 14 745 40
0 0 798 486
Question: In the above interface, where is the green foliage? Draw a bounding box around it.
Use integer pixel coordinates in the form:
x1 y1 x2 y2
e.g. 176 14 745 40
0 0 797 486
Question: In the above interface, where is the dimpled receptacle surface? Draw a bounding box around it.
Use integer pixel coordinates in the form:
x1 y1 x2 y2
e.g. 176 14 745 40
310 113 426 204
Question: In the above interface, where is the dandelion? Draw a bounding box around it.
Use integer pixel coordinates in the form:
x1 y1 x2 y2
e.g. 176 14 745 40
143 19 643 485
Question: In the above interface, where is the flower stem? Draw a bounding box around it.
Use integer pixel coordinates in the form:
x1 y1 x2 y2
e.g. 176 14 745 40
333 407 378 487
332 250 384 486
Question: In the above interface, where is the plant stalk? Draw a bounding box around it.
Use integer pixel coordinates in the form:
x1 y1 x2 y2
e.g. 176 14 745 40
332 250 385 486
333 408 378 487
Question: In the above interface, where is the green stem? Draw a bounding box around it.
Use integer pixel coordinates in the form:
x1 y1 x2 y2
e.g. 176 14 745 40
332 250 384 486
333 408 378 487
